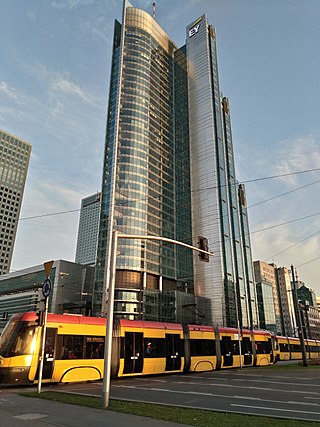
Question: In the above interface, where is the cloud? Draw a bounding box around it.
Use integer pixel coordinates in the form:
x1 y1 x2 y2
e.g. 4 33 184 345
82 15 112 43
51 0 97 10
0 81 23 101
273 134 320 186
51 78 95 105
27 10 36 22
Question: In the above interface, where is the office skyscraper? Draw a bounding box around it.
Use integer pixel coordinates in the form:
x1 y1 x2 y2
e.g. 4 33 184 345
94 1 259 328
0 129 31 275
75 192 101 265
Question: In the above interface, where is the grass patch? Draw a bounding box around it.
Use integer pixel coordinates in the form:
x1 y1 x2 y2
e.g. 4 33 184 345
22 391 320 427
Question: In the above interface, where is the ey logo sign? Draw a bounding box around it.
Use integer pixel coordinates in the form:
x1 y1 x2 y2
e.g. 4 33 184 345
189 17 202 38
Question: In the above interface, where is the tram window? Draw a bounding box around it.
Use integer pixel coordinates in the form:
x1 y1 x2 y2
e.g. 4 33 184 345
279 343 289 352
290 344 301 352
241 338 252 353
143 338 166 358
85 336 105 359
232 340 240 355
255 341 271 354
0 321 37 357
59 335 84 359
190 339 215 357
220 337 232 355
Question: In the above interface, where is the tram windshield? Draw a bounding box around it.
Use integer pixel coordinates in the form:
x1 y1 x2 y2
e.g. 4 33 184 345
0 320 37 357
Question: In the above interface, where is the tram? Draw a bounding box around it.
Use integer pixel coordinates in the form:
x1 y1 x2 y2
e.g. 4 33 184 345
0 311 312 385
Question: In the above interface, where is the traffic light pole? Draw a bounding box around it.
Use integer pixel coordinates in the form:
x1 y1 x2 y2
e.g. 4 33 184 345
102 232 213 408
37 295 49 394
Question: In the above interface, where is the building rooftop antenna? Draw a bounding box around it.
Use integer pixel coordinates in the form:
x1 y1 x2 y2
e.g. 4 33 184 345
153 1 156 20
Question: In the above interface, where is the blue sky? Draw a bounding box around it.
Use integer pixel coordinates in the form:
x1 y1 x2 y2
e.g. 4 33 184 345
1 0 319 294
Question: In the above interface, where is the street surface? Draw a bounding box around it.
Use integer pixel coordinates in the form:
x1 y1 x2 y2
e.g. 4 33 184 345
46 365 320 422
0 366 320 422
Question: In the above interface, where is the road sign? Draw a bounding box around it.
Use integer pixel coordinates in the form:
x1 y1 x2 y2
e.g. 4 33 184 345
44 260 54 278
42 278 52 298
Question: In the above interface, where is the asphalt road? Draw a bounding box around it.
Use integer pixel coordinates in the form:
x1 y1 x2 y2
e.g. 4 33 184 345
45 365 320 422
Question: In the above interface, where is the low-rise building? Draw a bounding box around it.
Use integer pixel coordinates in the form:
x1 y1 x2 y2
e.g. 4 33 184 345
0 260 94 331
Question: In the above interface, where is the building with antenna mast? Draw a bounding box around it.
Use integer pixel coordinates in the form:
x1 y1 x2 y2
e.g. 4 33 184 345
94 0 259 328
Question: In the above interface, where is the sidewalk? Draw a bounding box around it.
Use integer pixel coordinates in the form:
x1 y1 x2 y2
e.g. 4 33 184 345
0 393 188 427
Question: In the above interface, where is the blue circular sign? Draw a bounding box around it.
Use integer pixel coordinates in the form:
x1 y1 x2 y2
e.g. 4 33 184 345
42 278 52 298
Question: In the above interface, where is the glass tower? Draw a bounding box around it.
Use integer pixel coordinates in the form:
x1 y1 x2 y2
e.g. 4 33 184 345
0 129 31 275
75 192 101 265
94 1 259 328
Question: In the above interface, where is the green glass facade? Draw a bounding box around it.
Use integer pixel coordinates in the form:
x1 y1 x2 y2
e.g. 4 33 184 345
256 281 277 333
94 1 258 328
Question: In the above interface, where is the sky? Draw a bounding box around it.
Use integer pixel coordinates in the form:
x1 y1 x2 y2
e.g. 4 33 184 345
0 0 319 294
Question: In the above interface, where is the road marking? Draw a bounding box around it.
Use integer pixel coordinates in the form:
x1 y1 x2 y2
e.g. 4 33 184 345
231 404 320 416
113 385 319 407
171 381 319 395
288 401 318 406
233 378 320 388
14 414 48 420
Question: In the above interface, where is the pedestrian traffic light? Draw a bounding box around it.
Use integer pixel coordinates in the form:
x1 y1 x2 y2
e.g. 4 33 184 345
198 236 209 262
35 310 44 327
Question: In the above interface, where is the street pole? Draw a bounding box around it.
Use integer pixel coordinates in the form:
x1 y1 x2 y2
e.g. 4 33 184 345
101 232 213 408
291 265 308 367
37 295 49 394
102 229 118 408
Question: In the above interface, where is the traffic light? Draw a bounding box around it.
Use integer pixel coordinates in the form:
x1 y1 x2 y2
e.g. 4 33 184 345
198 236 209 262
35 310 44 327
36 288 45 312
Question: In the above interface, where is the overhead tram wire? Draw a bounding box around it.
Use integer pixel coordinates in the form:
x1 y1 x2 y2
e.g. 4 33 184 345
19 209 81 221
247 178 320 209
265 229 320 261
17 167 320 223
250 211 320 235
297 256 320 268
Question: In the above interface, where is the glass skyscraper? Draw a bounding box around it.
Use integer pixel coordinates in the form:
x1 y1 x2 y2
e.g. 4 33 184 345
94 0 259 328
0 129 31 275
75 192 101 265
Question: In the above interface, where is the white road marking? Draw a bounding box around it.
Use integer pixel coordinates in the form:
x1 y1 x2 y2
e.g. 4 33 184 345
113 385 320 407
14 414 48 420
233 378 319 387
168 381 319 395
231 404 320 416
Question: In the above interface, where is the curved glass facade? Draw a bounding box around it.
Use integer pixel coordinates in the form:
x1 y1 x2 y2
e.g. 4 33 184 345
94 2 258 328
94 5 184 317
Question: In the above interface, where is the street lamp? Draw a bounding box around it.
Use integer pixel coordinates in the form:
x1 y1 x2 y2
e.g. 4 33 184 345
101 231 213 408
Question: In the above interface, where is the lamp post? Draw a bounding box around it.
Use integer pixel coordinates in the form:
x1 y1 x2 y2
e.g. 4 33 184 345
101 231 213 408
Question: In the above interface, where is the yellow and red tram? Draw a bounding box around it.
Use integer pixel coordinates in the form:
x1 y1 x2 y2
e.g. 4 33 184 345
0 312 316 385
275 335 320 361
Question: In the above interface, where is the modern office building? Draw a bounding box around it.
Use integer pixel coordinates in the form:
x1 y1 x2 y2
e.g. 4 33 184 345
0 129 31 275
254 261 282 334
255 281 277 333
94 1 259 328
276 266 297 337
0 260 94 331
297 283 320 339
75 192 101 265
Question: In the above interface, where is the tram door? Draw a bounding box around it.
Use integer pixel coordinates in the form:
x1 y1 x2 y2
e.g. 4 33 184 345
242 337 253 365
221 336 233 367
123 332 144 374
165 334 181 371
35 328 56 380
